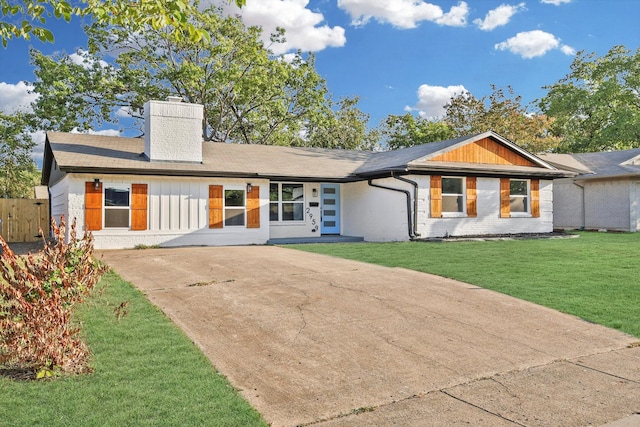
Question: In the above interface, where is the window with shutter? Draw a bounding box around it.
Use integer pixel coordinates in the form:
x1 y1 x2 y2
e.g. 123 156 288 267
85 181 102 231
131 184 148 231
208 185 223 229
430 176 442 218
466 177 477 217
247 185 260 228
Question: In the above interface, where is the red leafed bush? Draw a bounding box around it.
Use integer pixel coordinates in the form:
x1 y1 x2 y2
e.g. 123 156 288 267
0 217 109 378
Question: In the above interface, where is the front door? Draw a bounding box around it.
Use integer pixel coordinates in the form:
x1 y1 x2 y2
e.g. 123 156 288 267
321 184 340 234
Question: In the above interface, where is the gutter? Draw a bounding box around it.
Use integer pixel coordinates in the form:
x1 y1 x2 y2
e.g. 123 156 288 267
368 177 416 240
391 173 420 238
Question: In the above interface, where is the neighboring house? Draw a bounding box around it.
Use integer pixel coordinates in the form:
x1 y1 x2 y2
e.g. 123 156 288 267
41 98 572 249
540 149 640 232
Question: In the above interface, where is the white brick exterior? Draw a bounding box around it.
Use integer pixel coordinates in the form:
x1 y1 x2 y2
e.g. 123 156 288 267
144 99 204 163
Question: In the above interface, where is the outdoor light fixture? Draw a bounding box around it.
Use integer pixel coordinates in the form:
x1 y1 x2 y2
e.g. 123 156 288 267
94 178 100 189
247 183 253 193
312 188 318 197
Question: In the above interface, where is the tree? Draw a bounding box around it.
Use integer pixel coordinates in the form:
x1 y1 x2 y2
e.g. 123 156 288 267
444 85 561 153
539 45 640 152
0 111 39 198
0 0 246 47
31 6 375 148
300 97 379 150
379 113 454 149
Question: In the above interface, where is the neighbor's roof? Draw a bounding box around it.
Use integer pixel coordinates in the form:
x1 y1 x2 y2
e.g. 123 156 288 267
539 148 640 181
42 130 570 185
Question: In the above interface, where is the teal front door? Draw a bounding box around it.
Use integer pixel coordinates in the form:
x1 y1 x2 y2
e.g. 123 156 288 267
321 184 340 235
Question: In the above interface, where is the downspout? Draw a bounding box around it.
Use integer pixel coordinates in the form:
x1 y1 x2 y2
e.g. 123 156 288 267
368 177 416 240
572 181 586 230
392 173 421 238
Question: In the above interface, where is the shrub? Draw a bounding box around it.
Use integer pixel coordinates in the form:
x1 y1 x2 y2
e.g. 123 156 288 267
0 217 109 378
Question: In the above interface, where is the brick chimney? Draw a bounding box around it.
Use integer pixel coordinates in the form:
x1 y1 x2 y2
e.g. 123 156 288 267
144 97 204 163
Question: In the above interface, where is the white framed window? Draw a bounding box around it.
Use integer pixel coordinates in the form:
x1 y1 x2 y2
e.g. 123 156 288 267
224 189 246 226
270 183 304 222
442 177 466 216
510 179 530 215
104 186 130 228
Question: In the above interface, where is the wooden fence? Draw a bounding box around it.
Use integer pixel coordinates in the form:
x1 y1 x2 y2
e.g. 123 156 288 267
0 199 49 243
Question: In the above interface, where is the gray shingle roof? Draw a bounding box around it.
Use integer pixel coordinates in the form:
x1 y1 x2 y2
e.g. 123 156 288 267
539 148 640 180
43 130 569 185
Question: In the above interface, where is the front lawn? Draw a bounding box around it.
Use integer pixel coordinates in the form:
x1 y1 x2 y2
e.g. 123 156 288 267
0 271 266 427
292 232 640 338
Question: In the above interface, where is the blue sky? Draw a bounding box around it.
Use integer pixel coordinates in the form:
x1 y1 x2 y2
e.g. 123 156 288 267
1 0 639 163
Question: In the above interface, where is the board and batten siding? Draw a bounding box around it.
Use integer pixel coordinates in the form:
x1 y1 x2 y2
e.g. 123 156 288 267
58 174 269 249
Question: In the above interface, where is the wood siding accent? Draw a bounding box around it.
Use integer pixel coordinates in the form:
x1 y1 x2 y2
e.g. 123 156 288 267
246 185 260 229
208 185 223 229
85 181 102 231
531 179 540 218
466 177 477 217
131 184 148 231
430 138 537 167
500 178 511 218
430 176 442 218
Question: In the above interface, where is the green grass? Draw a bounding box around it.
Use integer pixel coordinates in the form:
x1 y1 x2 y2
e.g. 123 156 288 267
292 232 640 338
0 271 266 427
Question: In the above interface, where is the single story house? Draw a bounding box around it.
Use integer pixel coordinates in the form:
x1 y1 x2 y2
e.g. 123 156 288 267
41 98 572 249
540 149 640 232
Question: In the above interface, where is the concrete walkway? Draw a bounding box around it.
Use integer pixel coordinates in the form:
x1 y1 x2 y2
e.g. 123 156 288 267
100 246 640 427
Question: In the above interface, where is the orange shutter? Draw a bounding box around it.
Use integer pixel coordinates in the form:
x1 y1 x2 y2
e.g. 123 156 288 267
531 179 540 218
85 181 102 231
430 176 442 218
466 177 477 217
246 185 260 229
208 185 223 229
131 184 148 231
500 178 510 218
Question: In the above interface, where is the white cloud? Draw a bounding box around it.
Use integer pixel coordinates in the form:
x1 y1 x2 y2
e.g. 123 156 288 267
540 0 571 5
560 44 576 55
223 0 345 55
0 82 38 114
406 84 467 118
338 0 469 29
473 3 526 31
70 128 121 137
68 49 109 69
494 30 568 58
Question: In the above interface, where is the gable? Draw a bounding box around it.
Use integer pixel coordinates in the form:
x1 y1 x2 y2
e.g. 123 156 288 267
429 137 537 167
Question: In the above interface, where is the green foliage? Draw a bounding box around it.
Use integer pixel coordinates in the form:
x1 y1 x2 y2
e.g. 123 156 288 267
0 217 109 377
31 7 374 148
444 85 562 153
379 113 454 149
300 96 379 150
539 45 640 152
0 0 247 47
292 232 640 338
0 111 39 198
0 272 266 426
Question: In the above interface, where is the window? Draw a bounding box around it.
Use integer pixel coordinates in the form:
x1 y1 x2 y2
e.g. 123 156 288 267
509 179 529 213
224 189 245 226
104 186 130 228
270 183 304 222
442 177 465 214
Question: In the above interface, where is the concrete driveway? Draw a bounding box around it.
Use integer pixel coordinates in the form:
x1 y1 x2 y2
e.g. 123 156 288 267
100 246 640 427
